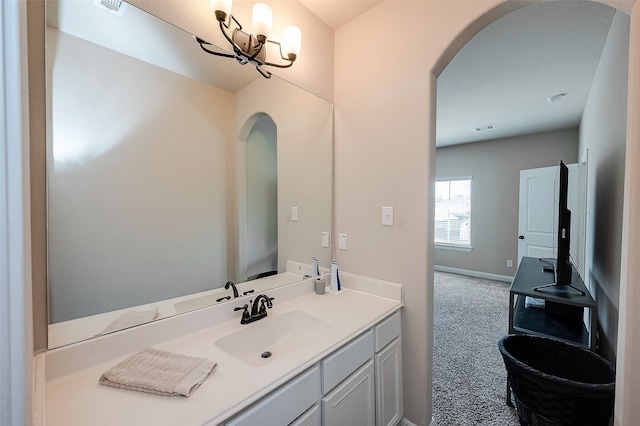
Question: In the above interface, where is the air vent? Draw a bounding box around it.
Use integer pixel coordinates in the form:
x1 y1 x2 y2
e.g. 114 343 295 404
474 125 496 132
94 0 128 17
547 93 567 104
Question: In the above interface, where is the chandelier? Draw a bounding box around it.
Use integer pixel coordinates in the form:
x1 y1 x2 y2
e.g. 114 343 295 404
196 0 302 78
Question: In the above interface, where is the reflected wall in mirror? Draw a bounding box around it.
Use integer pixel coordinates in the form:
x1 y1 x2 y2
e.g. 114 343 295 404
46 0 333 348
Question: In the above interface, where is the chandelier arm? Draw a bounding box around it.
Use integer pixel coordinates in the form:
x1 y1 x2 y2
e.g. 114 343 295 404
229 15 243 31
195 37 236 59
256 66 272 79
262 39 294 68
246 41 266 63
262 58 294 69
218 19 250 59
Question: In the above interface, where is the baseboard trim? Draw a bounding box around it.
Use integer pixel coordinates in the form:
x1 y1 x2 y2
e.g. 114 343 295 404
434 265 513 283
398 417 424 426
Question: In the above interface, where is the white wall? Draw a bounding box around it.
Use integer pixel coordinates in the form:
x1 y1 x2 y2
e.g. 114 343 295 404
334 2 510 423
436 128 579 278
615 3 640 423
1 1 33 424
47 28 234 322
579 10 630 363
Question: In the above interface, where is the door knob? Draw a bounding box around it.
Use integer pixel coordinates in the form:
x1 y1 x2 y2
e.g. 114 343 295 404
518 235 524 239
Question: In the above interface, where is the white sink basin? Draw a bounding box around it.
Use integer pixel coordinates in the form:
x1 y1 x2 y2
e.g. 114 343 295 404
215 310 332 366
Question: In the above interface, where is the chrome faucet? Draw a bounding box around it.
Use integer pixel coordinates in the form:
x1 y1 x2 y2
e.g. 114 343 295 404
234 294 274 324
225 280 239 298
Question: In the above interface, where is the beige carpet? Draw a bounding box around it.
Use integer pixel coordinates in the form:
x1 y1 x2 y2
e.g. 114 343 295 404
433 271 520 425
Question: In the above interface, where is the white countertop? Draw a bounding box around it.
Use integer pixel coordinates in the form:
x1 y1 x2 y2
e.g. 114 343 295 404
39 273 402 426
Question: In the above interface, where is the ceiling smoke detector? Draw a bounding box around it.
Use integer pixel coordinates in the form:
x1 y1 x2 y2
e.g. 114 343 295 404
547 93 567 104
474 125 496 132
93 0 128 17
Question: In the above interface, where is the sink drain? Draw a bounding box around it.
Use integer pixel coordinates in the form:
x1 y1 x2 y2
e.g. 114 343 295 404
261 351 272 359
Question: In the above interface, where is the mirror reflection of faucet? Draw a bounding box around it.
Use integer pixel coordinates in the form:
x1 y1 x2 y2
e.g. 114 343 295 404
225 281 239 298
216 295 231 303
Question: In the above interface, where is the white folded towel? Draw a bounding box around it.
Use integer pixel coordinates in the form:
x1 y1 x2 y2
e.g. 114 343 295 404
99 347 217 397
96 308 159 336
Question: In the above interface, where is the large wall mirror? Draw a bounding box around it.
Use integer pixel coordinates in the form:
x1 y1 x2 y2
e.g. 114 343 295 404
46 0 333 348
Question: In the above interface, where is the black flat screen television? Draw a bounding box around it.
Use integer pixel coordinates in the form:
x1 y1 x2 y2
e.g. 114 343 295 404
534 160 584 296
555 160 572 285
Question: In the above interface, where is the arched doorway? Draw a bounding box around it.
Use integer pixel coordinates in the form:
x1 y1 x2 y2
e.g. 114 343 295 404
237 112 278 282
245 115 278 280
433 2 631 422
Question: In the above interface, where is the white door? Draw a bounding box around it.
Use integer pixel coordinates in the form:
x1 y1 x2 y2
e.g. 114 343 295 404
518 163 580 265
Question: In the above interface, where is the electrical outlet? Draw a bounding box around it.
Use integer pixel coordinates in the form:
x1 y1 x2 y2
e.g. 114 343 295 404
507 259 513 268
291 206 298 222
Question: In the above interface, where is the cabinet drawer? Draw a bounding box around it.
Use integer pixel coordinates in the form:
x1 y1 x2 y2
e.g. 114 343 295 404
322 330 374 394
226 366 320 426
374 311 401 352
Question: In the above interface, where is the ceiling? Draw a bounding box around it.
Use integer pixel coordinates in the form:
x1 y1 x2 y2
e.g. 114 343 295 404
299 1 618 147
435 1 616 147
299 0 382 30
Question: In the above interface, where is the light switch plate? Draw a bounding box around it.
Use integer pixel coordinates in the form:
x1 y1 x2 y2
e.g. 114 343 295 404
322 232 330 248
338 233 347 250
382 206 394 226
291 206 298 222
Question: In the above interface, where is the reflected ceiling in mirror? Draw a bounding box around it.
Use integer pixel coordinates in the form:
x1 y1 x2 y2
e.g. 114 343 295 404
46 0 333 348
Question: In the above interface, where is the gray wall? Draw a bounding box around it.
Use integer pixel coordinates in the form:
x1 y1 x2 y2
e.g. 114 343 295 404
579 10 630 363
435 128 579 278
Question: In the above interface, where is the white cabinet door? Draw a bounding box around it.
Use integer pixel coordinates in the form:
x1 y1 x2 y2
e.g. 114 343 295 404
375 338 403 426
322 359 375 426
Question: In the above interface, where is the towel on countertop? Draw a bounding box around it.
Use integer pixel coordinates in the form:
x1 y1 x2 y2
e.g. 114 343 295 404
99 347 217 397
96 308 159 336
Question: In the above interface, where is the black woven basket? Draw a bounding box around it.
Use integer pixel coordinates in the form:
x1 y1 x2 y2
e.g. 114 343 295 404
498 334 615 426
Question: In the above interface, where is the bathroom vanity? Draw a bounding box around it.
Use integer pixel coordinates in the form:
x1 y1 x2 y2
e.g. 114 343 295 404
35 273 403 426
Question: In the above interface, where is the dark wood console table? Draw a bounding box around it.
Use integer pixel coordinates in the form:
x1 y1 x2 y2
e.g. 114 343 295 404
506 256 597 405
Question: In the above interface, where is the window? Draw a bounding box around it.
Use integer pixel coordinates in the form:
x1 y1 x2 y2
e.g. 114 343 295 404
435 177 471 248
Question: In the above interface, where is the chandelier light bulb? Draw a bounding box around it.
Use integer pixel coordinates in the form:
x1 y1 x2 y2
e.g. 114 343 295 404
210 0 232 21
252 3 272 42
282 26 302 60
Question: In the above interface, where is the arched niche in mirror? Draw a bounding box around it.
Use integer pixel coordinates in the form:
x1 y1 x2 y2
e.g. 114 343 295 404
243 114 278 282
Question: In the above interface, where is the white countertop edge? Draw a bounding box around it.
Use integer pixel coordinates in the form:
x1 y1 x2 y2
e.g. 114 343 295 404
38 273 403 426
